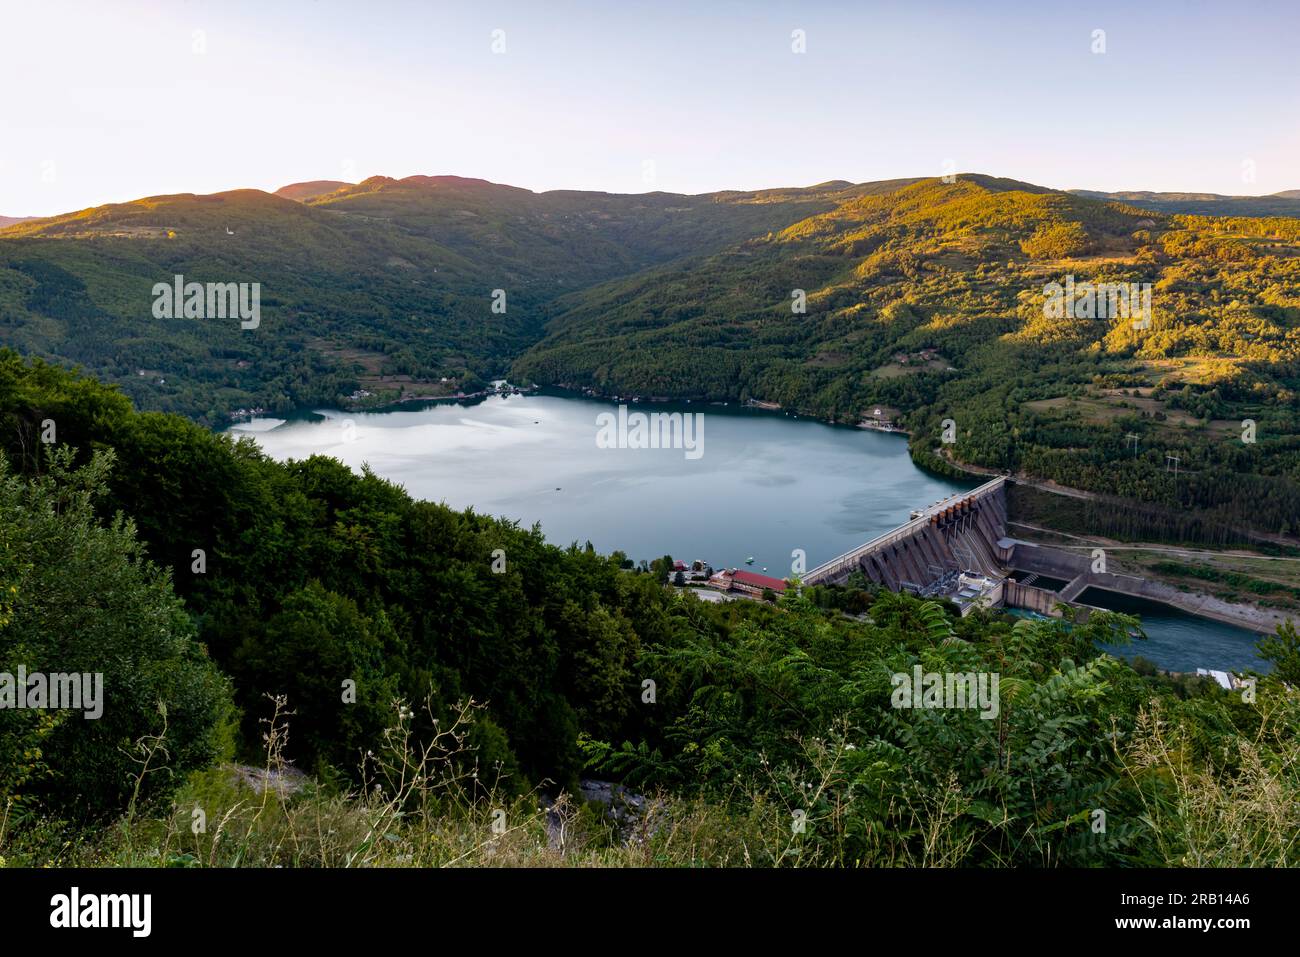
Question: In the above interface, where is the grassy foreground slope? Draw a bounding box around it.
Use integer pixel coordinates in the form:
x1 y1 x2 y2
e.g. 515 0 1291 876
515 175 1300 541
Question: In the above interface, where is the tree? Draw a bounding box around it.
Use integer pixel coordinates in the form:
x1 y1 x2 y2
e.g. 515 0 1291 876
1258 621 1300 686
233 582 401 776
1020 222 1091 259
0 447 232 819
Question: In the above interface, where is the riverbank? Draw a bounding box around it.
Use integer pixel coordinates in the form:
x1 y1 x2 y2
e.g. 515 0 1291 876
857 420 909 436
930 448 1300 634
1010 526 1300 633
351 383 537 414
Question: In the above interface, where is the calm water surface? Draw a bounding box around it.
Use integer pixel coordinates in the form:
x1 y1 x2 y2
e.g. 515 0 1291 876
227 392 1269 672
229 393 972 573
1081 589 1269 674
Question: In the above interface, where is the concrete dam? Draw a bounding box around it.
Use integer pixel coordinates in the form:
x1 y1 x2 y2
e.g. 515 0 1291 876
802 474 1295 635
804 477 1010 601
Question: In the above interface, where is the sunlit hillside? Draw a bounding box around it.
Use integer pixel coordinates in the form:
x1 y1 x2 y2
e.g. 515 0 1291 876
515 176 1300 539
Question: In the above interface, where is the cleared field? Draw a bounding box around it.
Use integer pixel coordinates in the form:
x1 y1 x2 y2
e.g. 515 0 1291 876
1022 393 1199 428
1141 356 1248 386
869 358 949 379
307 338 460 398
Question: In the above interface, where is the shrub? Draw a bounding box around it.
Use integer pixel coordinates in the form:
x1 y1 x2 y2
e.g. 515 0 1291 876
1020 222 1091 259
0 448 232 820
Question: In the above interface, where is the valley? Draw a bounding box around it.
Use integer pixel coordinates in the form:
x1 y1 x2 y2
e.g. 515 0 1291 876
4 0 1299 895
5 171 1298 549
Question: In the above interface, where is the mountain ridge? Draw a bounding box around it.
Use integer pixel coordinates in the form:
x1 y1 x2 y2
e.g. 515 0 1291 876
3 170 1298 535
1069 187 1300 217
11 174 1300 236
0 171 887 422
513 174 1300 537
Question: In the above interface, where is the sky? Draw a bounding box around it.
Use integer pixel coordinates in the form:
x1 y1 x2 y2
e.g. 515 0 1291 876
1 0 1297 216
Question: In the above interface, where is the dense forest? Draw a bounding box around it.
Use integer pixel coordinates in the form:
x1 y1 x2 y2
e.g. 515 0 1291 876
2 355 1297 867
513 177 1300 541
3 173 1300 867
0 176 878 424
4 173 1298 541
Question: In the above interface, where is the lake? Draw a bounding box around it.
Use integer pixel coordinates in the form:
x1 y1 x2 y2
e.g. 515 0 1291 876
228 392 974 575
227 391 1270 673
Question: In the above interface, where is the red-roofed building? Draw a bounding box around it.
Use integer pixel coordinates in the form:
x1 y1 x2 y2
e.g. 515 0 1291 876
707 568 788 598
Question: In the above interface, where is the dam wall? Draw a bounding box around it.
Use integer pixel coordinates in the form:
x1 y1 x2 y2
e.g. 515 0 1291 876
804 477 1008 588
1004 580 1067 617
803 475 1294 638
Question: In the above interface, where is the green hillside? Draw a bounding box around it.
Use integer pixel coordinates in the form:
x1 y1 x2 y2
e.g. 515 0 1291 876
4 172 1299 539
0 176 859 424
514 176 1300 540
3 176 1300 868
3 353 1297 867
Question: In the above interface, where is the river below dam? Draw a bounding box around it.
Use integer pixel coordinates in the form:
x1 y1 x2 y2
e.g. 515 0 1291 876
226 391 1270 673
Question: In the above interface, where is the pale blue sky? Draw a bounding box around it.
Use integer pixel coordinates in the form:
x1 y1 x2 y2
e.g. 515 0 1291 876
2 0 1297 216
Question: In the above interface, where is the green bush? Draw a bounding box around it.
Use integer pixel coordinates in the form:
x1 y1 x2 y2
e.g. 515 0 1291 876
0 448 232 820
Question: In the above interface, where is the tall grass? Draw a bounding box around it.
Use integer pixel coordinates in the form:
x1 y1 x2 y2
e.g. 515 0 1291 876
4 689 1297 868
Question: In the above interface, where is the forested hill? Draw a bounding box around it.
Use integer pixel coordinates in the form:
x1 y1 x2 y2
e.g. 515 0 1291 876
514 175 1300 541
4 172 1300 539
0 176 871 424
